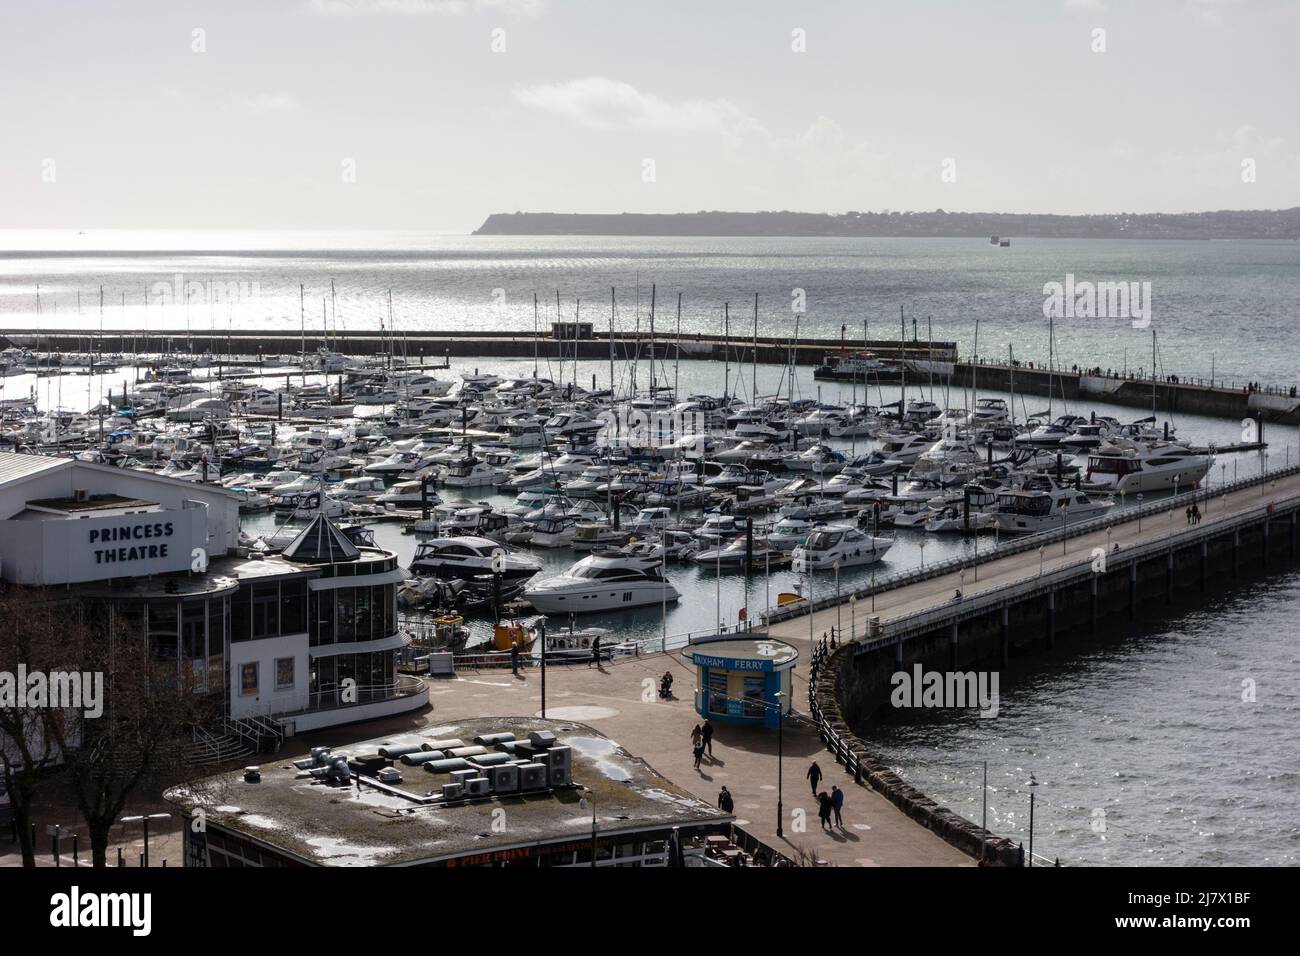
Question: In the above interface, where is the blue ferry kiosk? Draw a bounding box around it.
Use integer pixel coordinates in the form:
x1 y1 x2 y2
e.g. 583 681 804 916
685 637 798 729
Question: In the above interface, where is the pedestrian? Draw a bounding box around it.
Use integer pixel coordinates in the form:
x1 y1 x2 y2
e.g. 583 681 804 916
693 741 705 770
807 760 823 796
817 791 833 830
691 724 703 749
510 640 519 676
831 785 844 827
589 635 601 667
1185 506 1192 525
702 718 714 757
1193 503 1201 524
718 785 734 814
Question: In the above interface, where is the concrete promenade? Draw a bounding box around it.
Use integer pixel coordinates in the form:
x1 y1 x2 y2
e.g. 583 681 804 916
768 467 1300 648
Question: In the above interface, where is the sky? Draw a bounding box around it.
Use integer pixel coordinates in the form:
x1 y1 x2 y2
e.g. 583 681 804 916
1 0 1297 233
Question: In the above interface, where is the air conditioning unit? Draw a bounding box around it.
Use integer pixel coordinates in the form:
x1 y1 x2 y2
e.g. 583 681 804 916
450 768 477 787
464 777 491 798
528 730 558 750
376 767 402 784
545 746 571 772
518 763 548 791
547 765 571 788
488 764 519 793
442 783 464 801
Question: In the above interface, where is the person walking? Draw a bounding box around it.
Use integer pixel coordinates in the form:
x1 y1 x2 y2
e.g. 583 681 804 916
693 740 705 770
691 724 703 753
817 791 833 830
701 719 715 757
807 760 823 796
589 635 601 667
510 640 520 676
717 786 734 814
831 785 844 827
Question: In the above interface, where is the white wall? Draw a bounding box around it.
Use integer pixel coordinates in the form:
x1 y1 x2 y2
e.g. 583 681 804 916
227 633 310 720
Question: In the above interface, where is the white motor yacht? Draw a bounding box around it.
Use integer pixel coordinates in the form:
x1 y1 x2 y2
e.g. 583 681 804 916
523 553 679 613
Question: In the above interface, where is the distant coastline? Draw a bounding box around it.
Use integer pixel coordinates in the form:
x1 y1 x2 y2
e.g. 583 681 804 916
474 208 1300 240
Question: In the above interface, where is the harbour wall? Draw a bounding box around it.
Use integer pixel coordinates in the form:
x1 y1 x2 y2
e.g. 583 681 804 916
7 326 1295 423
807 474 1300 864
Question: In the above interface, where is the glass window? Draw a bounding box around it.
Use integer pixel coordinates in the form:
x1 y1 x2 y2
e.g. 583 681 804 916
707 670 728 716
337 588 356 643
251 583 279 639
231 587 251 643
315 590 335 647
280 579 307 634
381 584 394 637
181 601 206 660
149 601 179 661
207 597 226 696
354 587 371 643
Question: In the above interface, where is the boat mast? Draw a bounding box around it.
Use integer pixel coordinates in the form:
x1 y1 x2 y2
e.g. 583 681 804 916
649 284 657 401
723 302 730 401
674 292 682 401
609 287 616 398
533 292 539 378
752 292 759 406
299 283 306 387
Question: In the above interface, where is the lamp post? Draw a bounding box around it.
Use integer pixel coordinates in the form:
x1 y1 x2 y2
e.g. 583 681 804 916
833 562 841 641
918 538 927 570
1061 498 1069 555
1136 493 1144 531
1038 544 1045 577
120 813 170 868
579 789 598 867
774 690 785 838
849 595 857 642
1027 773 1039 867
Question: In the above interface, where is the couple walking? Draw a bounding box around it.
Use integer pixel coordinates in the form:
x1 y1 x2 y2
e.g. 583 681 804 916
807 761 845 829
691 720 715 769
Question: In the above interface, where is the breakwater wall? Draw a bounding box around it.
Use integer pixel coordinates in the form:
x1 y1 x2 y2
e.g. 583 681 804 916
807 470 1300 864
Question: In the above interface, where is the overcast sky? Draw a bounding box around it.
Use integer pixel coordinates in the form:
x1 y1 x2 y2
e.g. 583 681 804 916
2 0 1297 233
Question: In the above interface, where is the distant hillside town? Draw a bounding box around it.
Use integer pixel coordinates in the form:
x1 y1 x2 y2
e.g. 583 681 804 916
474 208 1300 240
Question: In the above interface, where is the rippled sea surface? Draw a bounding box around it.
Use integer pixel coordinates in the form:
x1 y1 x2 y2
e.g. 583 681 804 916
869 573 1300 866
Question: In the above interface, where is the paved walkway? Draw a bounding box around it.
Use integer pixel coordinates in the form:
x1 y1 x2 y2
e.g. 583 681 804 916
363 654 972 866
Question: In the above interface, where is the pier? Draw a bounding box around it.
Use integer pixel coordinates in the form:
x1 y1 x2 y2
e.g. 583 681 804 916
765 462 1300 862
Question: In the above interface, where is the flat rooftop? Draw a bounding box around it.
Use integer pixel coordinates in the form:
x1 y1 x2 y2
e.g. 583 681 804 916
13 494 161 520
167 717 729 866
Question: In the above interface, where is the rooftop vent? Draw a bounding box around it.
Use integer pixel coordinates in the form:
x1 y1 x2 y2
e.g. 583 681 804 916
74 488 89 502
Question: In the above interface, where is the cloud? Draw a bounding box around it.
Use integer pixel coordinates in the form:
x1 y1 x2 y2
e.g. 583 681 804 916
1184 0 1243 27
512 77 766 142
306 0 540 15
1064 0 1107 12
244 92 302 113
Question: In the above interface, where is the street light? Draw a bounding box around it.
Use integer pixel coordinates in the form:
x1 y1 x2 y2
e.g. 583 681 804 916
1026 773 1040 868
833 562 841 642
774 690 786 838
120 813 170 868
579 789 598 868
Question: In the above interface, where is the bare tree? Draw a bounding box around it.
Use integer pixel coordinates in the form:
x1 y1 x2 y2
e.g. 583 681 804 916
43 600 214 867
0 588 73 866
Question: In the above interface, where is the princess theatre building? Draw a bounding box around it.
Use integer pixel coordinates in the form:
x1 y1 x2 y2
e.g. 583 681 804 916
0 451 428 739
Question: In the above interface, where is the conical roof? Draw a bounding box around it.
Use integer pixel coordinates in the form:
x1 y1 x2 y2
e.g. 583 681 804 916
281 514 361 563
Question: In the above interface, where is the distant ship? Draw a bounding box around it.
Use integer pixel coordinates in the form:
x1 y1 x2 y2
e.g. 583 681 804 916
989 235 999 244
999 238 1011 247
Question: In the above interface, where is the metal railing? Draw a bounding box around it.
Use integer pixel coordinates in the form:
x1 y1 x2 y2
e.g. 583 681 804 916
296 676 426 714
764 460 1300 628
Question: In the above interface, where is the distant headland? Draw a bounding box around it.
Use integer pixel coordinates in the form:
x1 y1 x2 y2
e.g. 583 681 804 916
473 208 1300 240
